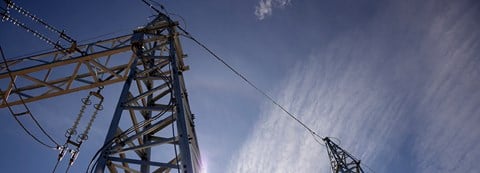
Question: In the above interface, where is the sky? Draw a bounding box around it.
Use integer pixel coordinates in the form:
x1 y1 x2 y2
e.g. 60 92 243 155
0 0 479 173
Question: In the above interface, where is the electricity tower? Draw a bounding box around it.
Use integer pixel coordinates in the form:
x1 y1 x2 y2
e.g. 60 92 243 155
0 1 201 172
93 14 202 173
324 137 364 173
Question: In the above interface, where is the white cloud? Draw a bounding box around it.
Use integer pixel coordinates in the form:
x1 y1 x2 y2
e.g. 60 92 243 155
230 0 480 172
255 0 291 20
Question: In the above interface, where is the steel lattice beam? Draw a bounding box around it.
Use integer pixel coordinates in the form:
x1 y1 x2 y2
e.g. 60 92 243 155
94 15 201 173
0 34 174 108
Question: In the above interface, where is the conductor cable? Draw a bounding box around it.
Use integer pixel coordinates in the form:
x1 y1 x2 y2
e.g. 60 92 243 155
0 46 59 149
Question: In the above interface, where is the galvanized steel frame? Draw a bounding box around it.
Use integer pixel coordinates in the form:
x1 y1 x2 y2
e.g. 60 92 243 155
93 15 201 173
0 34 135 108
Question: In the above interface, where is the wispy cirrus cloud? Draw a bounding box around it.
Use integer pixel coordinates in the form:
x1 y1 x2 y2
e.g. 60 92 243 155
255 0 291 20
231 0 480 172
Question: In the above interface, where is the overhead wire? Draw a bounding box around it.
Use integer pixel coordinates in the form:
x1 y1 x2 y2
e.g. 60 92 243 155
0 28 131 63
96 1 374 172
176 24 379 173
1 94 56 148
0 10 64 50
176 26 326 142
65 164 71 173
4 0 75 43
147 0 188 30
364 163 376 173
77 28 132 45
0 46 59 149
51 158 61 173
137 0 333 167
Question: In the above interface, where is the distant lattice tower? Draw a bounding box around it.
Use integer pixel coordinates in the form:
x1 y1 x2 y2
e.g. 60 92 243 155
324 137 364 173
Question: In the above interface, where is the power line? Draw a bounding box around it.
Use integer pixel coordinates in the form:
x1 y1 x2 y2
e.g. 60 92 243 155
2 0 77 51
146 0 188 30
0 46 59 149
1 28 131 62
176 26 325 144
51 158 61 173
176 26 379 173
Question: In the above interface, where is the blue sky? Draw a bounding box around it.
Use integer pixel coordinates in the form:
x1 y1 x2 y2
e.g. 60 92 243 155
1 0 480 173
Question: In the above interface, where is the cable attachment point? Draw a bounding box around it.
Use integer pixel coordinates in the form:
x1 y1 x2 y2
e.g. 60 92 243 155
68 149 79 166
56 144 68 161
77 133 88 142
94 104 103 110
65 128 77 137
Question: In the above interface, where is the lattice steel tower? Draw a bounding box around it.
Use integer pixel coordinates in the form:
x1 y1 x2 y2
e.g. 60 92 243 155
323 137 364 173
92 15 202 172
